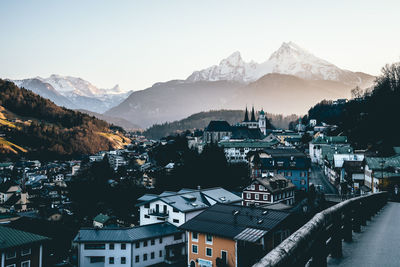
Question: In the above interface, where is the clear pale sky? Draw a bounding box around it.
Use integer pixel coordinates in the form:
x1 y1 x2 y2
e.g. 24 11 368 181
1 0 399 91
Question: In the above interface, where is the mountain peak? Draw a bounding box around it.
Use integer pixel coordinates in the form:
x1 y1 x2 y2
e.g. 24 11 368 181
268 41 311 61
220 51 243 66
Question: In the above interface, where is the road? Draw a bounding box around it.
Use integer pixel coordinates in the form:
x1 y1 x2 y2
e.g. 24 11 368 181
309 163 338 194
328 202 400 267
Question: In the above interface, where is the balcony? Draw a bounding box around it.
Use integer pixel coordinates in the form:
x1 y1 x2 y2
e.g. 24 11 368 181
148 208 169 217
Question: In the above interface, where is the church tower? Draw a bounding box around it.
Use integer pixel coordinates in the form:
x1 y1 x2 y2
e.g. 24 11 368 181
258 109 266 135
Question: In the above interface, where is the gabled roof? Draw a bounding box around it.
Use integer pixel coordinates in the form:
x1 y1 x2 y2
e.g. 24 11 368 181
0 225 49 249
231 126 263 140
205 121 231 132
179 204 290 241
74 222 182 243
251 175 296 193
137 187 242 213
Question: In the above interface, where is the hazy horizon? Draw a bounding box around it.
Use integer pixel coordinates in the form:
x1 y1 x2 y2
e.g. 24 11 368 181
1 0 400 92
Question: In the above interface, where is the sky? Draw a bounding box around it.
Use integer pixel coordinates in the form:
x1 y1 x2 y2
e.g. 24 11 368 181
1 0 400 91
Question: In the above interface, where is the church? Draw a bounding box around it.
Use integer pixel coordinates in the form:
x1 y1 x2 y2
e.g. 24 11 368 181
240 106 267 135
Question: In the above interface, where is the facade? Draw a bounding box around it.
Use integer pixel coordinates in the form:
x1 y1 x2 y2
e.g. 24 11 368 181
136 187 242 227
242 176 295 206
74 222 185 267
309 136 349 164
240 107 267 135
0 225 49 267
250 148 311 191
180 204 292 267
203 121 232 144
364 155 400 193
219 140 279 163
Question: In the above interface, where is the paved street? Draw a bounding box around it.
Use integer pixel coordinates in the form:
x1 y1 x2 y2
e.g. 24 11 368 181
328 202 400 267
309 163 338 194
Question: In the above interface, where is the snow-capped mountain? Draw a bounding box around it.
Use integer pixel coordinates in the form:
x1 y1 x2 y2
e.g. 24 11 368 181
11 75 131 113
187 42 369 85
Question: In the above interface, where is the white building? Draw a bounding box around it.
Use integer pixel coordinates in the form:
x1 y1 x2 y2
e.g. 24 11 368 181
74 222 185 267
136 187 242 227
219 139 279 163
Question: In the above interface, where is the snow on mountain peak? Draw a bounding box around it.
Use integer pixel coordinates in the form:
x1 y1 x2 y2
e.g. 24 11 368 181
186 41 361 83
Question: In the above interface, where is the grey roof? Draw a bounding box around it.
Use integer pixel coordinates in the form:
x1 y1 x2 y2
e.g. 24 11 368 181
74 222 182 243
180 203 290 241
137 187 242 212
0 225 49 249
234 228 268 242
219 140 279 149
205 121 231 132
93 213 111 224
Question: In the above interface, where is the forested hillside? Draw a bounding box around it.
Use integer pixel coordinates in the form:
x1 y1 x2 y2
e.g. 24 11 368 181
304 63 400 155
0 80 130 158
143 109 299 139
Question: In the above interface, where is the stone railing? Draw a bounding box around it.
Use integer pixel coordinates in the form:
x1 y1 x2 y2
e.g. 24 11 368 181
253 192 388 267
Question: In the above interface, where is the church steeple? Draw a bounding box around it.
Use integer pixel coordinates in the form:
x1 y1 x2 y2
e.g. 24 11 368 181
250 106 256 122
244 107 249 122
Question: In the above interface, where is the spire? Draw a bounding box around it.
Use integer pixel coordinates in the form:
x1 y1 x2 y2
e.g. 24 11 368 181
251 106 256 122
244 107 249 122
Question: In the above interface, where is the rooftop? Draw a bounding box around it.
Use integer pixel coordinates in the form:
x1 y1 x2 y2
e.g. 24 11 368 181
136 187 242 212
0 225 49 250
205 121 231 132
74 222 182 243
179 203 290 241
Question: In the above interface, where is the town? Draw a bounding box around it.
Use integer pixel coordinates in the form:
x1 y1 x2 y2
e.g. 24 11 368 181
0 104 398 267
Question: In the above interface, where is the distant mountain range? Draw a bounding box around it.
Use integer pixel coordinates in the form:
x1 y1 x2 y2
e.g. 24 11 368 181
107 42 375 127
7 42 376 129
12 75 131 114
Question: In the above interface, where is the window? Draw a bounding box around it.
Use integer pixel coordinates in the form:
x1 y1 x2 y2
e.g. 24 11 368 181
143 254 148 261
255 194 259 200
259 185 264 190
301 179 306 185
206 247 212 257
151 239 155 245
151 252 155 259
6 250 16 259
192 244 198 254
287 171 292 177
206 234 213 244
144 203 150 208
109 257 114 264
159 250 163 257
109 243 114 250
144 215 150 219
263 194 268 200
173 208 179 213
159 237 163 243
84 243 105 250
192 232 198 241
135 255 139 263
21 261 30 267
6 265 16 267
174 233 182 240
251 185 255 190
90 257 104 263
221 251 227 264
21 248 31 256
121 257 126 264
135 242 140 248
144 240 148 247
246 193 251 199
173 219 179 224
121 243 126 250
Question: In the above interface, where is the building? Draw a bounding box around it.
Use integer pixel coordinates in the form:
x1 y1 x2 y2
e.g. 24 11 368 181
219 139 279 163
203 121 232 144
93 213 113 228
240 107 267 135
180 203 293 267
136 187 242 227
0 225 49 267
74 222 185 267
242 176 295 206
250 148 311 191
309 136 349 163
364 155 400 193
